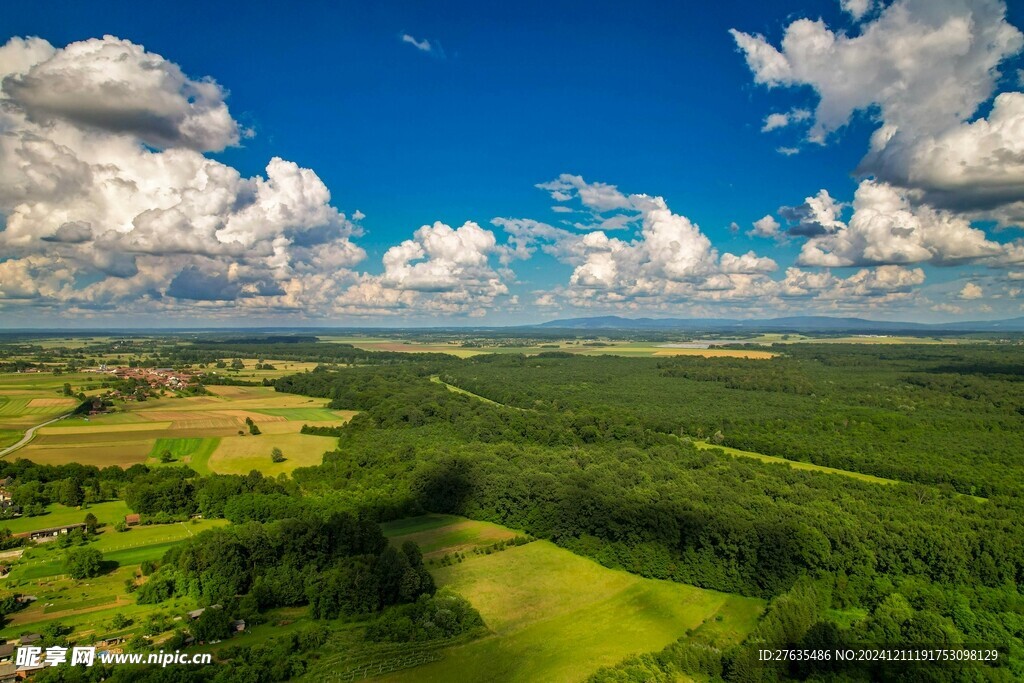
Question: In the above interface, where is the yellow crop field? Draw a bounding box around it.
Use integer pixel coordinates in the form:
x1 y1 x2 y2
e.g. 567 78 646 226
38 421 173 435
18 440 152 467
206 432 338 475
26 397 80 408
3 375 351 470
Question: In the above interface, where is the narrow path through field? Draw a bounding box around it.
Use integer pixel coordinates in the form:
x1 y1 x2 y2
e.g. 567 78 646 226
691 440 985 501
433 376 985 500
0 411 73 459
691 440 900 485
430 376 530 410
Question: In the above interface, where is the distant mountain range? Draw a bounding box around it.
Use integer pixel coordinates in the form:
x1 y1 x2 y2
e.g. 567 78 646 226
534 315 1024 333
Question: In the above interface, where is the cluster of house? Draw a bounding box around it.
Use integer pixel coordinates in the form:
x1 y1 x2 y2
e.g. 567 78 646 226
85 365 196 398
0 630 131 681
0 632 42 681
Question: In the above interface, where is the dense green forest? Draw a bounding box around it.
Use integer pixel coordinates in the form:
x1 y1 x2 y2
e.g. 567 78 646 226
436 347 1024 497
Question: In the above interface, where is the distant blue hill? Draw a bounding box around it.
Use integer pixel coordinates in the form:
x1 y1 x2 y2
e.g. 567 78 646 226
534 315 1024 333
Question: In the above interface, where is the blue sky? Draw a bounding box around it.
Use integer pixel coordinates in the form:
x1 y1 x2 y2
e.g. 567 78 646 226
1 0 1024 325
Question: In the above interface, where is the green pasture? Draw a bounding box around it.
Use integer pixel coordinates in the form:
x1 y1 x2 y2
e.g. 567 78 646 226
0 500 131 535
147 437 220 474
430 376 503 407
380 518 764 683
92 519 229 554
381 514 465 537
388 515 520 558
0 429 19 449
6 520 227 583
692 440 900 485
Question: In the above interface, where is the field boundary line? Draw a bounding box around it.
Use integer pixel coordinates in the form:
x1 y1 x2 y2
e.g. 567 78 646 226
690 439 986 501
430 376 531 411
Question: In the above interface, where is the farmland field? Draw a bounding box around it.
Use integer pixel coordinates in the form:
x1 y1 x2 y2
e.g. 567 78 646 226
18 439 154 467
3 382 352 474
0 373 87 446
377 517 763 683
322 336 780 359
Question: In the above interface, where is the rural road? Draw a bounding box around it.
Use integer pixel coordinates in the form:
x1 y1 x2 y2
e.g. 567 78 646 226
0 412 73 459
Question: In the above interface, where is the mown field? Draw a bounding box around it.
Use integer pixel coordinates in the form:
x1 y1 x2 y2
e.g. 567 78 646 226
365 516 764 683
206 432 339 476
6 384 353 474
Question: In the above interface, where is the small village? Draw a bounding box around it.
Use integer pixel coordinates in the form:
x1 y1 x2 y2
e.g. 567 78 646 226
86 366 197 399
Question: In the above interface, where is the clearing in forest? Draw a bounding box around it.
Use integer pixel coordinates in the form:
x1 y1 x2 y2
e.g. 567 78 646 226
380 516 763 683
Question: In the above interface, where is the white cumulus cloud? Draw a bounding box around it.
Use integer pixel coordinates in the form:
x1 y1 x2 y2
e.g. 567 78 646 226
748 215 781 239
959 282 984 299
797 180 1011 267
0 35 506 320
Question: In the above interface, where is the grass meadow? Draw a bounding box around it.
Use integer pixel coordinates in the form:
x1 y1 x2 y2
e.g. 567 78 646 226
0 500 131 535
374 516 764 683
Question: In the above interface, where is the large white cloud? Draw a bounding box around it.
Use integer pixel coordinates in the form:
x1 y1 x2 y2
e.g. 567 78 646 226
797 180 1013 267
529 176 781 300
500 175 934 313
731 0 1022 142
733 0 1024 221
330 221 508 317
0 35 511 319
731 0 1024 317
381 221 506 294
863 91 1024 215
499 175 944 316
1 35 240 152
0 36 366 315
